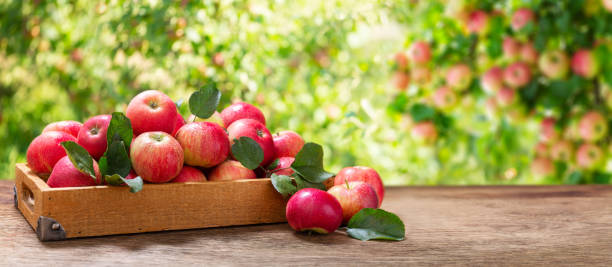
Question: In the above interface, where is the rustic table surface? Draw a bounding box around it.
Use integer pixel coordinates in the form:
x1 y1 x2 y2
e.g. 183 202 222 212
1 180 612 266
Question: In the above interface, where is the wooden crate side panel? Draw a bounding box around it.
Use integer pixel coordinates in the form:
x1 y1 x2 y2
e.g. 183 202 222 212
43 179 288 238
15 164 48 231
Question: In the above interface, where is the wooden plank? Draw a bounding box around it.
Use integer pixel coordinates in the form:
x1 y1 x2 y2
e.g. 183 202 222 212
2 180 612 265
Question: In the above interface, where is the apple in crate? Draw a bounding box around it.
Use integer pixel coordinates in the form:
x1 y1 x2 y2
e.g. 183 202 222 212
126 90 178 136
327 181 379 224
43 120 82 138
77 114 111 160
208 160 256 181
269 157 295 176
175 122 230 168
130 131 184 183
171 113 186 137
171 166 207 183
227 119 275 166
286 188 343 234
220 102 266 127
334 166 384 207
273 131 305 158
47 156 103 188
26 131 77 174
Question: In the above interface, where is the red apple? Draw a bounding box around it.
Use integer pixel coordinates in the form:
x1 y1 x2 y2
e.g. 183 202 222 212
466 10 490 34
446 64 473 91
550 140 573 162
273 131 305 158
531 157 554 178
502 37 521 60
538 50 570 79
576 143 604 169
327 181 379 224
497 87 516 107
534 141 549 158
208 160 256 181
334 166 384 207
519 42 538 66
511 8 535 31
187 111 225 128
220 102 266 127
130 131 184 183
42 120 82 138
171 113 185 137
26 131 77 174
571 49 600 79
269 157 295 176
410 66 431 85
213 52 225 67
47 155 102 188
126 90 178 136
578 111 608 142
391 71 410 90
408 41 431 64
432 86 457 109
76 114 111 160
394 51 409 70
539 117 560 144
481 66 504 94
286 188 343 234
171 166 207 183
411 121 438 144
605 0 612 12
227 119 275 166
504 62 531 88
175 122 230 168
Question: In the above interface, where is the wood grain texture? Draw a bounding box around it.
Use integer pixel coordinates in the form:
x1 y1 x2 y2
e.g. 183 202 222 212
3 180 612 266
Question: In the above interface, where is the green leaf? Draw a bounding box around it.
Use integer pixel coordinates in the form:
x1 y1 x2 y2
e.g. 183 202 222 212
270 174 297 197
106 112 133 152
346 208 405 241
294 175 326 190
291 142 334 183
104 174 143 193
105 140 131 177
189 84 221 119
409 103 436 122
231 136 264 169
266 158 280 170
60 141 97 181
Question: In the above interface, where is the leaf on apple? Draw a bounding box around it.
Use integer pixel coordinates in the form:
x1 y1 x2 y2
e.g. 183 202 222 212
266 158 280 171
231 136 264 170
189 84 221 119
294 175 326 190
270 174 297 197
290 142 334 183
105 174 143 193
104 139 131 178
346 208 405 241
106 112 133 152
60 141 97 181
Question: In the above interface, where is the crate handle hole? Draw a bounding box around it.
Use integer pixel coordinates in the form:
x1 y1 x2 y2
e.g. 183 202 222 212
22 185 35 213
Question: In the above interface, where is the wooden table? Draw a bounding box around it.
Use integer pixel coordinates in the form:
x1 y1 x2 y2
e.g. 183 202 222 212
2 180 612 266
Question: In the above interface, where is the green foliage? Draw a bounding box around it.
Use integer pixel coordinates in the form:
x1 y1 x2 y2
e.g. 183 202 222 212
231 136 264 170
346 208 405 241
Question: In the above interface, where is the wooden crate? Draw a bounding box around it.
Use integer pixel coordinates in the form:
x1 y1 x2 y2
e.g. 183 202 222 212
14 163 289 241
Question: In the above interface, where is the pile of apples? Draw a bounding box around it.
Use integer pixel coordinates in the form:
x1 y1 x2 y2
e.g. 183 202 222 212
26 89 387 234
392 3 612 179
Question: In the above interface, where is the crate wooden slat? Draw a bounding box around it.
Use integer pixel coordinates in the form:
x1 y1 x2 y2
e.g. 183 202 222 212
14 163 288 241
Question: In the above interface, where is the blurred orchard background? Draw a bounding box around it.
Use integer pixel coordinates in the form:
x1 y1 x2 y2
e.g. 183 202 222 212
1 0 612 184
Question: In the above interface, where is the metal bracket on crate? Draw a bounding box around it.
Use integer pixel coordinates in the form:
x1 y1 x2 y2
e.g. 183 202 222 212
36 216 66 241
13 185 17 209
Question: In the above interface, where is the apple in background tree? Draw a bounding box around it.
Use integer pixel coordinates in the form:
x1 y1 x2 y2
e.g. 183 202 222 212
502 37 521 60
519 42 538 66
394 51 409 70
578 111 608 142
496 87 516 107
327 181 379 224
42 120 82 138
511 8 535 31
408 41 431 64
550 140 573 162
213 52 225 67
504 62 531 88
571 49 600 79
539 117 560 144
485 96 499 117
533 141 549 158
392 71 410 90
171 113 186 137
481 66 504 94
175 122 230 168
410 66 431 85
126 90 178 136
227 119 276 166
130 131 184 183
273 130 305 158
466 10 490 35
187 111 225 129
446 64 472 91
208 160 256 181
576 143 604 169
334 166 384 207
432 86 457 109
220 102 266 127
26 131 77 174
604 0 612 12
269 157 295 176
411 121 438 144
171 166 207 183
285 188 343 234
531 157 554 178
538 50 570 79
47 155 102 188
77 114 111 160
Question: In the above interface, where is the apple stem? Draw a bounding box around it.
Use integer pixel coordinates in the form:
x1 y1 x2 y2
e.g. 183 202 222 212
345 178 350 190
